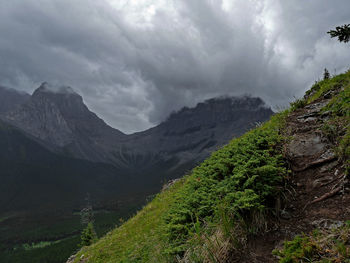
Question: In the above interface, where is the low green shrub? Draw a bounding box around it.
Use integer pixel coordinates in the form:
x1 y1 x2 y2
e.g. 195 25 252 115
163 112 289 256
290 98 307 111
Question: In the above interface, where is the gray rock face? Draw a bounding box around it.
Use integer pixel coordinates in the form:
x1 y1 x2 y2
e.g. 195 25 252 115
5 83 126 163
288 134 327 158
3 83 274 172
124 96 273 168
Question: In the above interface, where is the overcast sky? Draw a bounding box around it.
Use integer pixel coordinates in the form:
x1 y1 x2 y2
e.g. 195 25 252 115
0 0 349 133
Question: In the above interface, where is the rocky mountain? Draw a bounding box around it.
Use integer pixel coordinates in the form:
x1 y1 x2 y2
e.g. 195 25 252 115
0 86 30 114
5 83 126 163
4 83 274 172
124 96 273 168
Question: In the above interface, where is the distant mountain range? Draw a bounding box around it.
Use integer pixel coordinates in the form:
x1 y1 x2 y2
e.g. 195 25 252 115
0 83 273 213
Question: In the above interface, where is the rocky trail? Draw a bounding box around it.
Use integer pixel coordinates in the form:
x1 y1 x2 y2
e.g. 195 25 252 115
240 91 350 262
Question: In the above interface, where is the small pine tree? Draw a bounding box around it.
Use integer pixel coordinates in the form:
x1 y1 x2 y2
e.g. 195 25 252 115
79 222 97 247
323 68 330 80
79 193 97 247
328 24 350 43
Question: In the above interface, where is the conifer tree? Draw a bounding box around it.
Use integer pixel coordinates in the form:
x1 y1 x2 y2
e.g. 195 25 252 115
79 222 97 247
323 68 330 80
328 24 350 43
79 193 97 247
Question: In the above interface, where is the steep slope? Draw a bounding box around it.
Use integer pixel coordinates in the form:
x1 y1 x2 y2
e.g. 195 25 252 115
0 86 30 114
69 102 287 263
241 76 350 262
69 71 350 263
268 73 350 263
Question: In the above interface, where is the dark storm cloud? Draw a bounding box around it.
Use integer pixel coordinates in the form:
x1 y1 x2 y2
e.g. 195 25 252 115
0 0 349 133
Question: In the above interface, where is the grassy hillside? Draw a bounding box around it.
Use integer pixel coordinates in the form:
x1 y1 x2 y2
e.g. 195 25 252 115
73 71 350 263
72 109 289 262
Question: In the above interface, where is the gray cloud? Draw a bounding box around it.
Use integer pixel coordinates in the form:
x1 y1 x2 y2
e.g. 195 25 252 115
0 0 349 133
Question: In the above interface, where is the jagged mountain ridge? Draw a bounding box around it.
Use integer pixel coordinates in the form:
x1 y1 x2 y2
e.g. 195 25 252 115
2 83 274 170
125 96 273 167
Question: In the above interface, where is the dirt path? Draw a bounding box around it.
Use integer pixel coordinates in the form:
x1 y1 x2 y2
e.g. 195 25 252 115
237 94 350 262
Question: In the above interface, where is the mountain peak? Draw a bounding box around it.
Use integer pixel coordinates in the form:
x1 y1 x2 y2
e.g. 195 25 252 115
5 83 126 159
31 82 84 111
34 82 78 96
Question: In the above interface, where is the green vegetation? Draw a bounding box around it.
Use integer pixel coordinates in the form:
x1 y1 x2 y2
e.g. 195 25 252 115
79 199 98 247
80 223 98 247
308 71 350 173
299 70 350 175
324 68 330 80
274 70 350 262
73 108 289 262
73 180 186 262
163 112 288 258
22 239 67 250
290 98 307 111
2 236 80 263
305 70 350 103
328 24 350 43
0 210 128 263
273 222 350 263
71 70 350 263
2 71 346 262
